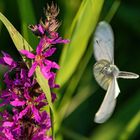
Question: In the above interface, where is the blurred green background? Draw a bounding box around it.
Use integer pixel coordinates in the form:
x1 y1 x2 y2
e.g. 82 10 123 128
0 0 140 140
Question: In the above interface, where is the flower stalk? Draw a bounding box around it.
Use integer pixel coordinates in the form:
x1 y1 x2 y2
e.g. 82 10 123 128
0 2 69 140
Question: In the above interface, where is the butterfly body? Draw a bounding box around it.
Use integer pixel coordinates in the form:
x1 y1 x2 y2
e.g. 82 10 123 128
94 59 119 90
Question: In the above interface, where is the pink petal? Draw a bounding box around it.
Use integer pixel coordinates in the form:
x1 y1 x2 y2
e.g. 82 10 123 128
44 48 56 57
36 38 45 54
3 121 14 127
48 72 56 88
10 99 25 106
3 56 13 65
38 25 45 34
2 129 14 140
41 66 52 79
24 91 31 100
52 37 70 44
20 50 35 59
44 60 60 69
18 106 29 119
51 61 60 69
31 105 41 122
35 94 46 102
20 69 26 79
28 62 37 77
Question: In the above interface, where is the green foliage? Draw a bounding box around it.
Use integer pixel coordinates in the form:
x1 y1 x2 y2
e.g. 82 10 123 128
56 0 104 87
0 0 140 140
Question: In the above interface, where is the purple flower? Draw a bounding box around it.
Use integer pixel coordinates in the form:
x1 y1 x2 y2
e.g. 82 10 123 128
0 109 52 140
0 2 70 140
0 51 17 68
0 49 56 140
29 24 45 37
29 17 69 45
20 39 59 79
44 32 69 44
29 4 70 47
32 111 52 140
0 70 52 139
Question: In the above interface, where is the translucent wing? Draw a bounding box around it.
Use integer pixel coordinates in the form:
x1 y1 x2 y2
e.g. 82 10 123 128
118 71 139 79
93 21 114 63
94 78 120 123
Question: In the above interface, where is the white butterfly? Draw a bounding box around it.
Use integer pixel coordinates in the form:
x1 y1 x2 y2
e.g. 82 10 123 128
93 21 139 123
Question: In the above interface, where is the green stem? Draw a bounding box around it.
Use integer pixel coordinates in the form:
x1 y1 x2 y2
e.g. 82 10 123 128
105 0 121 22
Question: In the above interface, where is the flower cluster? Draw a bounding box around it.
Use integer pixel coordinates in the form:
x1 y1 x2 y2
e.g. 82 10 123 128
0 3 69 140
0 52 53 140
20 2 69 84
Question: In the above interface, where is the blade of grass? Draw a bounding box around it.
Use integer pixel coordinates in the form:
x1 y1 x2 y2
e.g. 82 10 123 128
119 111 140 140
56 0 104 87
58 0 82 37
105 0 121 22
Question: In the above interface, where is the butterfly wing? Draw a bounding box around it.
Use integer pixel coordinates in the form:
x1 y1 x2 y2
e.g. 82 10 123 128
118 71 139 79
94 78 120 123
93 21 114 64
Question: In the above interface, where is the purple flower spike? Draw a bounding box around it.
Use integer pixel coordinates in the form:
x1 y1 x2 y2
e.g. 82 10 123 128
0 2 70 140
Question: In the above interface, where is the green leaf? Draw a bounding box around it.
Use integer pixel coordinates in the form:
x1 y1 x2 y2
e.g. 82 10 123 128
35 67 54 113
56 0 104 87
105 0 121 22
0 12 33 52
